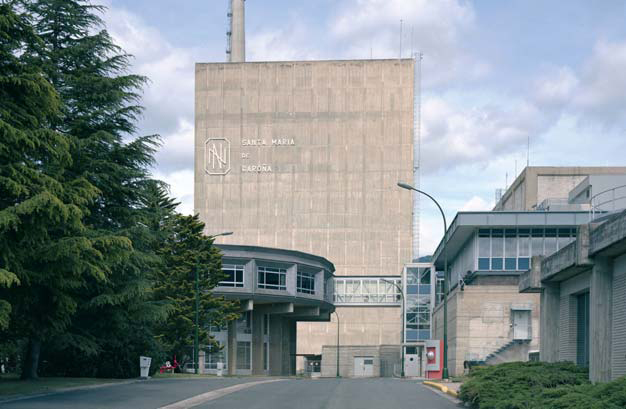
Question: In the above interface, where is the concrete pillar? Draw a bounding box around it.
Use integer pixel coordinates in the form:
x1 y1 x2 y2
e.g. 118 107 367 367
540 282 560 362
198 350 206 374
281 319 296 376
269 315 283 376
227 320 237 375
251 310 264 375
590 256 613 382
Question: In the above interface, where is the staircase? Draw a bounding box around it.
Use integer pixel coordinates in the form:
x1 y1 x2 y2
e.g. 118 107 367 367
484 339 531 365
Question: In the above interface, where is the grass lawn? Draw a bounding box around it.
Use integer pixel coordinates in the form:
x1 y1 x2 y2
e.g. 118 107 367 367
0 374 124 397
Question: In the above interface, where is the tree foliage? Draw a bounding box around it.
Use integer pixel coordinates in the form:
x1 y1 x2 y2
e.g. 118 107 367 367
153 211 239 366
0 0 238 379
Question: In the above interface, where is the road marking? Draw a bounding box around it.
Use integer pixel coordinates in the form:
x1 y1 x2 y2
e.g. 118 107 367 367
158 379 286 409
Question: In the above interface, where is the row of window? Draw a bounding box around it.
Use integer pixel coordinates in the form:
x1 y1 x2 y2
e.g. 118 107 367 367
477 228 576 271
333 277 402 304
219 265 316 294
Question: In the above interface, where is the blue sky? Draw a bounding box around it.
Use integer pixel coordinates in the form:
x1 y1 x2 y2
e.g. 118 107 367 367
102 0 626 255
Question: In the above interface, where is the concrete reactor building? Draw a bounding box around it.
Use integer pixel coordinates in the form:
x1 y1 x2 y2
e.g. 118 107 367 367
195 1 421 376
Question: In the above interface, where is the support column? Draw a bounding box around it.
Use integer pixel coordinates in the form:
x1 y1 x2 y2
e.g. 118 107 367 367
281 318 296 376
227 320 237 375
540 282 561 362
590 256 613 382
251 310 264 375
269 315 283 376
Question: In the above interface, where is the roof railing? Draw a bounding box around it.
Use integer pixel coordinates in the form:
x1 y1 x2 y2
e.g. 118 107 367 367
590 184 626 221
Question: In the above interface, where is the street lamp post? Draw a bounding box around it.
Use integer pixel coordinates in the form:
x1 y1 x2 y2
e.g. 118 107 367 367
397 182 449 379
194 231 234 375
381 278 405 377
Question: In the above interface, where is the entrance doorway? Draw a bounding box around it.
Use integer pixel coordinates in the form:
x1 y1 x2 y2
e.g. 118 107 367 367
353 356 374 377
512 309 531 340
404 346 421 377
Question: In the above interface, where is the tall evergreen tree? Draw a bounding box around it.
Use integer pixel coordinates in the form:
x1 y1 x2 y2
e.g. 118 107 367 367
0 2 124 379
153 212 239 368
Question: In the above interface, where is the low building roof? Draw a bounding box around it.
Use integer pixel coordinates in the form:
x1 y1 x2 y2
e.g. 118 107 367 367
431 211 590 269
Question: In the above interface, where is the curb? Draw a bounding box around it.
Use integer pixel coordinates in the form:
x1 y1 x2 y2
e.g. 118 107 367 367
422 380 459 398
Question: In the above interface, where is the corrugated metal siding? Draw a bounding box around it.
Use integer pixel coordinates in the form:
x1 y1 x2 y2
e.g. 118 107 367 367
612 254 626 379
559 295 577 362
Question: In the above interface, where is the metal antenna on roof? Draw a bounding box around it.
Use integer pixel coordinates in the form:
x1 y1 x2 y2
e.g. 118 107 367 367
527 134 530 167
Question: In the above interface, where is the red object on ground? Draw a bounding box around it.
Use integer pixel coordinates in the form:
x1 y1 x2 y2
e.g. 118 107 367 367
159 355 180 374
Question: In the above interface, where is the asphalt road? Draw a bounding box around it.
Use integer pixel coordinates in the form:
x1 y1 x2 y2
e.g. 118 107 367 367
0 378 460 409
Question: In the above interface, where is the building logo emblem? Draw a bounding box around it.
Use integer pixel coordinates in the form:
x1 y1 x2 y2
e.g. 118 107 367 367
204 138 231 175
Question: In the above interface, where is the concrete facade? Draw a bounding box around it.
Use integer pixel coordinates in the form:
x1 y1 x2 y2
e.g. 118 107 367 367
432 281 540 375
320 345 403 378
521 211 626 382
494 166 626 211
204 245 334 376
195 58 415 367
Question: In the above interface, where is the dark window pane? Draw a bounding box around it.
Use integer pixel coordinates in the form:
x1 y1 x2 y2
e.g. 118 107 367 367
478 258 490 270
491 258 503 270
518 258 530 270
505 258 516 270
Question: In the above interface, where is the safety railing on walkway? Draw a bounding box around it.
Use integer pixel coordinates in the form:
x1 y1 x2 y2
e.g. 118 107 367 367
590 184 626 221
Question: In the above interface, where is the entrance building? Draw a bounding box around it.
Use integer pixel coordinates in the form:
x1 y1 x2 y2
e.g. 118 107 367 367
200 244 335 376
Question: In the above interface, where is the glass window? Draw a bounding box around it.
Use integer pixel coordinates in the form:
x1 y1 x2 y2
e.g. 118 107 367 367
505 258 517 270
236 341 251 370
419 268 431 285
545 228 557 255
297 271 315 294
491 230 504 256
478 258 490 270
263 342 269 371
478 230 490 258
518 230 530 257
518 257 530 271
558 228 571 250
205 342 226 369
333 277 401 305
531 229 544 256
236 311 252 334
491 258 503 270
220 264 244 287
258 266 286 290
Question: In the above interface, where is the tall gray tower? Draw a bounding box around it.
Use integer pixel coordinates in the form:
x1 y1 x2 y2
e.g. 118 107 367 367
227 0 245 62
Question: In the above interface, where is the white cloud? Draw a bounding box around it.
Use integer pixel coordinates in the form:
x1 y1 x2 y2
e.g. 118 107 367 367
533 66 579 107
330 0 488 85
573 40 626 126
460 195 492 211
152 169 195 216
420 95 550 174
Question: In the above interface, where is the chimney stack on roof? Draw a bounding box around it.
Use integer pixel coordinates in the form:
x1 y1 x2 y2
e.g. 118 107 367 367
228 0 245 62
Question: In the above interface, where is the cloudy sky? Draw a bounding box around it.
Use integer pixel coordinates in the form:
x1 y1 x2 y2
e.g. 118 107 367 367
102 0 626 255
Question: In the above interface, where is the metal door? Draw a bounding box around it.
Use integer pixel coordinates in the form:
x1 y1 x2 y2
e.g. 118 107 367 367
405 346 420 377
353 356 374 377
512 310 530 340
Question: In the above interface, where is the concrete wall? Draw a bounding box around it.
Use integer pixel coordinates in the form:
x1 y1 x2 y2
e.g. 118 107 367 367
321 345 389 378
433 285 540 375
195 59 415 361
297 306 402 356
494 167 626 211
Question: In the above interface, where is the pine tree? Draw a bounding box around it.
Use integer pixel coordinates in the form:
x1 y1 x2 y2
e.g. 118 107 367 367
0 2 120 379
153 213 239 368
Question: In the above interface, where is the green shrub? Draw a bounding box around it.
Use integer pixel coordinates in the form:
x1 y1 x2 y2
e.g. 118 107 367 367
459 362 589 409
543 376 626 409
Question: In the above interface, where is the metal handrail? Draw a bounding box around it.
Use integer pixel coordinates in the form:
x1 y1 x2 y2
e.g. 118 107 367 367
590 184 626 220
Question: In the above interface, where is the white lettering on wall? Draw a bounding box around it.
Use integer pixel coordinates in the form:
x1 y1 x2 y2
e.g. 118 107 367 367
241 164 273 173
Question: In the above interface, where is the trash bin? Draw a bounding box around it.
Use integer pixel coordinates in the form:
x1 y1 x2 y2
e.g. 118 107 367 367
216 361 224 377
140 356 152 379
